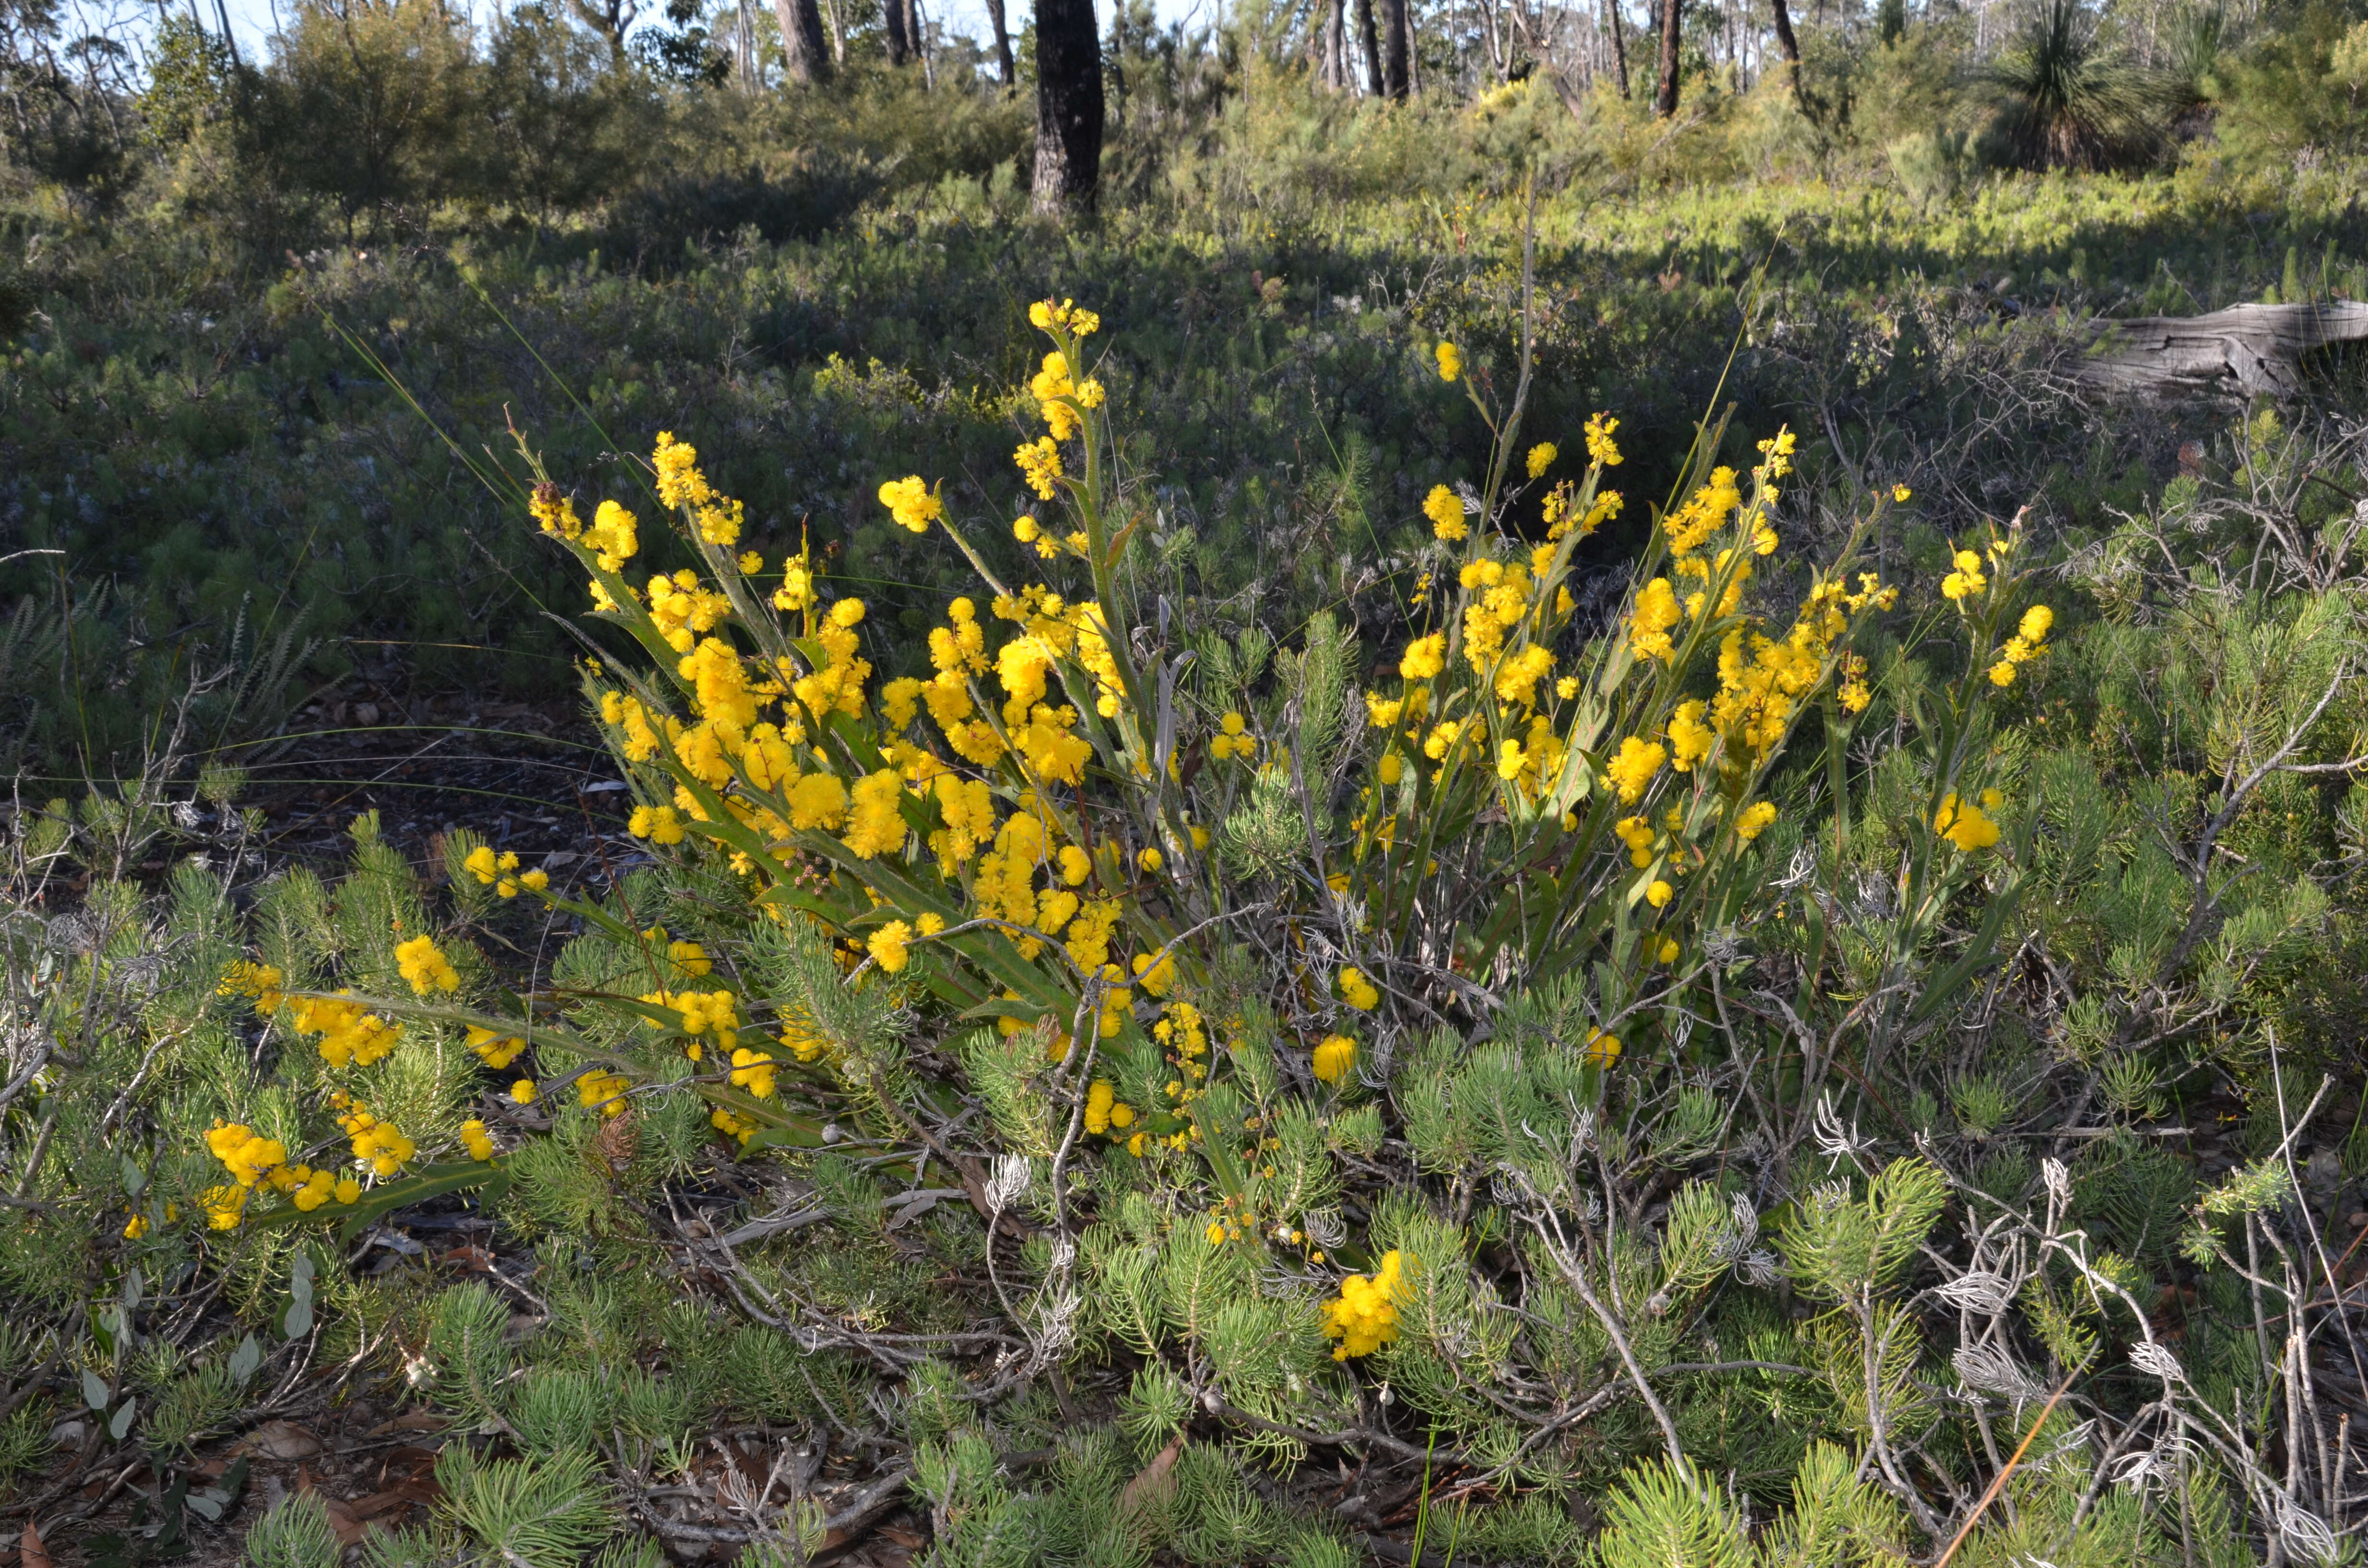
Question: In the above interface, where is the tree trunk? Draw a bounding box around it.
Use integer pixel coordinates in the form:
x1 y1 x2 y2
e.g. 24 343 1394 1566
883 0 910 66
1031 0 1103 215
1356 0 1384 93
1320 0 1348 88
1605 0 1628 96
905 0 927 78
1766 0 1801 105
1652 0 1681 114
983 0 1014 85
1379 0 1408 96
2073 303 2368 399
775 0 833 82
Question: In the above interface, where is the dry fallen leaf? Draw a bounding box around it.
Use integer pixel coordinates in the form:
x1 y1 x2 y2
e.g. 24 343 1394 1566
243 1420 324 1460
321 1497 369 1547
365 1410 449 1437
20 1520 53 1568
1118 1433 1185 1518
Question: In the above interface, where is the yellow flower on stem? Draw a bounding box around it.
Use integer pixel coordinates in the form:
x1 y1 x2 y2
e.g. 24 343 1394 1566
877 476 941 533
1424 484 1468 541
394 934 459 995
1312 1034 1357 1084
1322 1250 1409 1359
869 920 914 973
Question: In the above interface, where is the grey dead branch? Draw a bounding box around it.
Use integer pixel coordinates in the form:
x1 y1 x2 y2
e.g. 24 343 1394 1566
2075 301 2368 398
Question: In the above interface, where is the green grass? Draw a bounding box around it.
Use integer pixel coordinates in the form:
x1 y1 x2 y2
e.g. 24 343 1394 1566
5 123 2365 774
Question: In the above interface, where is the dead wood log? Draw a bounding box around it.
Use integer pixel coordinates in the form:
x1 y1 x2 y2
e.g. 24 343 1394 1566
2073 301 2368 399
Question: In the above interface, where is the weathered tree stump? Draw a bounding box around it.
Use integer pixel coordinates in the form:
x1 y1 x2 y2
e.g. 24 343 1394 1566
2074 301 2368 398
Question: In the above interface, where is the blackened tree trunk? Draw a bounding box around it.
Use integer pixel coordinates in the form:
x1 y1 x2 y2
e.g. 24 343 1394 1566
774 0 833 81
1767 0 1801 102
1031 0 1103 215
1356 0 1384 93
1653 0 1682 114
1604 0 1628 95
983 0 1014 84
1379 0 1408 96
883 0 911 65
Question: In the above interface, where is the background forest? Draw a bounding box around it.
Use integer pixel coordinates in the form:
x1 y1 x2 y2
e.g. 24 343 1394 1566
3 0 2368 1563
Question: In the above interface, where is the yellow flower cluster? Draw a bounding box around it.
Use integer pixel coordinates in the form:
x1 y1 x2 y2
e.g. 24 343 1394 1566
1425 484 1468 541
1312 1034 1357 1085
461 1119 496 1161
394 934 459 995
1015 436 1064 500
1935 789 2004 851
1029 297 1101 336
1322 1249 1410 1359
729 1045 779 1099
877 476 941 534
1526 442 1557 478
1605 736 1667 803
641 987 740 1060
1028 350 1105 441
466 1025 527 1069
463 845 548 898
1584 412 1622 466
1435 341 1462 381
1084 1079 1140 1134
578 1067 631 1116
335 1095 418 1178
1336 968 1381 1010
629 803 688 844
202 1121 362 1227
1942 548 1986 600
217 960 286 1013
1988 603 2055 686
654 432 742 546
286 995 403 1069
1208 711 1257 761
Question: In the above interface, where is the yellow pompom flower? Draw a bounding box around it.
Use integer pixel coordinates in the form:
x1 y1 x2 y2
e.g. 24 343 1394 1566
869 920 914 974
1322 1250 1409 1359
1735 800 1778 841
510 1078 537 1104
1605 735 1667 803
1424 484 1468 541
1337 968 1381 1011
1015 437 1064 499
1399 634 1447 681
1435 342 1462 382
394 934 460 995
1527 441 1558 478
1584 412 1623 467
628 804 687 845
1646 879 1674 908
877 475 941 533
1585 1029 1622 1067
1933 792 2001 851
1312 1034 1357 1084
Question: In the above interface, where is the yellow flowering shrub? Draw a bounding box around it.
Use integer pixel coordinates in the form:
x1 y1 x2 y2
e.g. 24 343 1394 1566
165 299 2080 1548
